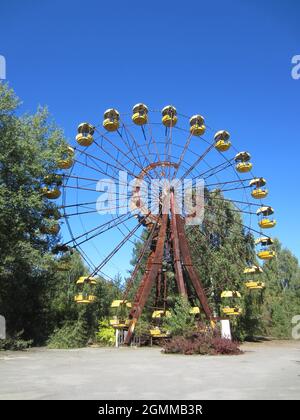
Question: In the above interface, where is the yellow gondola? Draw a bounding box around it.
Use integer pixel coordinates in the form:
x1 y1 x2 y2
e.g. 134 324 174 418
57 146 74 169
109 300 132 328
235 151 252 173
149 327 170 338
256 206 276 229
74 275 97 304
161 105 177 127
214 130 231 151
222 306 242 316
41 187 61 200
40 222 60 235
189 115 205 136
74 294 96 304
132 103 148 125
76 276 97 285
257 250 276 260
245 281 265 290
221 291 241 298
103 109 120 132
255 237 276 260
149 310 171 337
221 290 242 316
258 219 276 229
243 265 263 275
243 264 265 290
249 177 268 199
76 122 94 146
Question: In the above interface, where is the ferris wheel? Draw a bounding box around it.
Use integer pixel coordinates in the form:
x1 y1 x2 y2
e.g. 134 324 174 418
41 104 277 344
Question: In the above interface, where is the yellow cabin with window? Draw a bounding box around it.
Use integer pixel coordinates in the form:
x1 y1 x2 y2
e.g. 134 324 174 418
249 178 268 199
221 290 242 316
235 151 252 173
41 187 61 200
103 109 120 132
214 130 231 151
57 146 74 169
161 105 177 127
132 103 148 125
109 300 132 328
189 115 205 136
76 122 94 146
255 237 276 260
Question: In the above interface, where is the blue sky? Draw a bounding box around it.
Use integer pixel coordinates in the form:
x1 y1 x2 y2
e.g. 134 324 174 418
1 0 300 278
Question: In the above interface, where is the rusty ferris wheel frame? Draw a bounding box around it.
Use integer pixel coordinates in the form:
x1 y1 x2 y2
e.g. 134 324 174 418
58 105 273 344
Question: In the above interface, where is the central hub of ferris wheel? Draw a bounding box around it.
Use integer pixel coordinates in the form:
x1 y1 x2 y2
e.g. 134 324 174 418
43 103 277 344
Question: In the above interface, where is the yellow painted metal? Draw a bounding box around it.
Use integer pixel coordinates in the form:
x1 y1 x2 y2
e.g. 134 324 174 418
76 133 94 146
57 158 74 169
162 114 177 127
221 291 241 298
110 300 132 308
132 103 148 125
132 113 148 125
109 318 130 329
41 187 61 200
103 119 119 131
151 310 171 318
190 124 206 136
76 276 97 285
189 115 205 136
215 139 231 151
74 294 96 304
245 281 265 290
243 265 263 275
258 218 276 229
149 327 170 337
57 145 74 169
236 162 253 173
257 250 276 260
103 109 120 132
222 306 242 316
251 188 268 199
161 105 177 127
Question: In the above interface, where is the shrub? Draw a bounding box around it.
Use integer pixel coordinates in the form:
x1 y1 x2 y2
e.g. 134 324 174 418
162 331 242 356
162 296 196 337
47 320 88 349
95 319 115 346
0 331 32 351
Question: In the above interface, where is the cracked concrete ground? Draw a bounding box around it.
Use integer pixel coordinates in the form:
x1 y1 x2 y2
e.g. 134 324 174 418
0 340 299 400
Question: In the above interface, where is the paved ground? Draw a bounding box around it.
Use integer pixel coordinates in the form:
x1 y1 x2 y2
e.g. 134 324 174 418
0 340 299 400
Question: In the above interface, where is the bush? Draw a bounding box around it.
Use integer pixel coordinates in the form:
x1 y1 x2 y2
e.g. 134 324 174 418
47 320 88 349
0 331 32 351
95 319 115 346
162 296 196 337
162 331 242 356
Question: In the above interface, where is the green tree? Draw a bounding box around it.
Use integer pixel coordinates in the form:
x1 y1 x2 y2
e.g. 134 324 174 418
0 83 68 343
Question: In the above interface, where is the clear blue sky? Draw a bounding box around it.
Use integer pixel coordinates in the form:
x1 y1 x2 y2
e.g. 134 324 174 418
1 0 300 278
